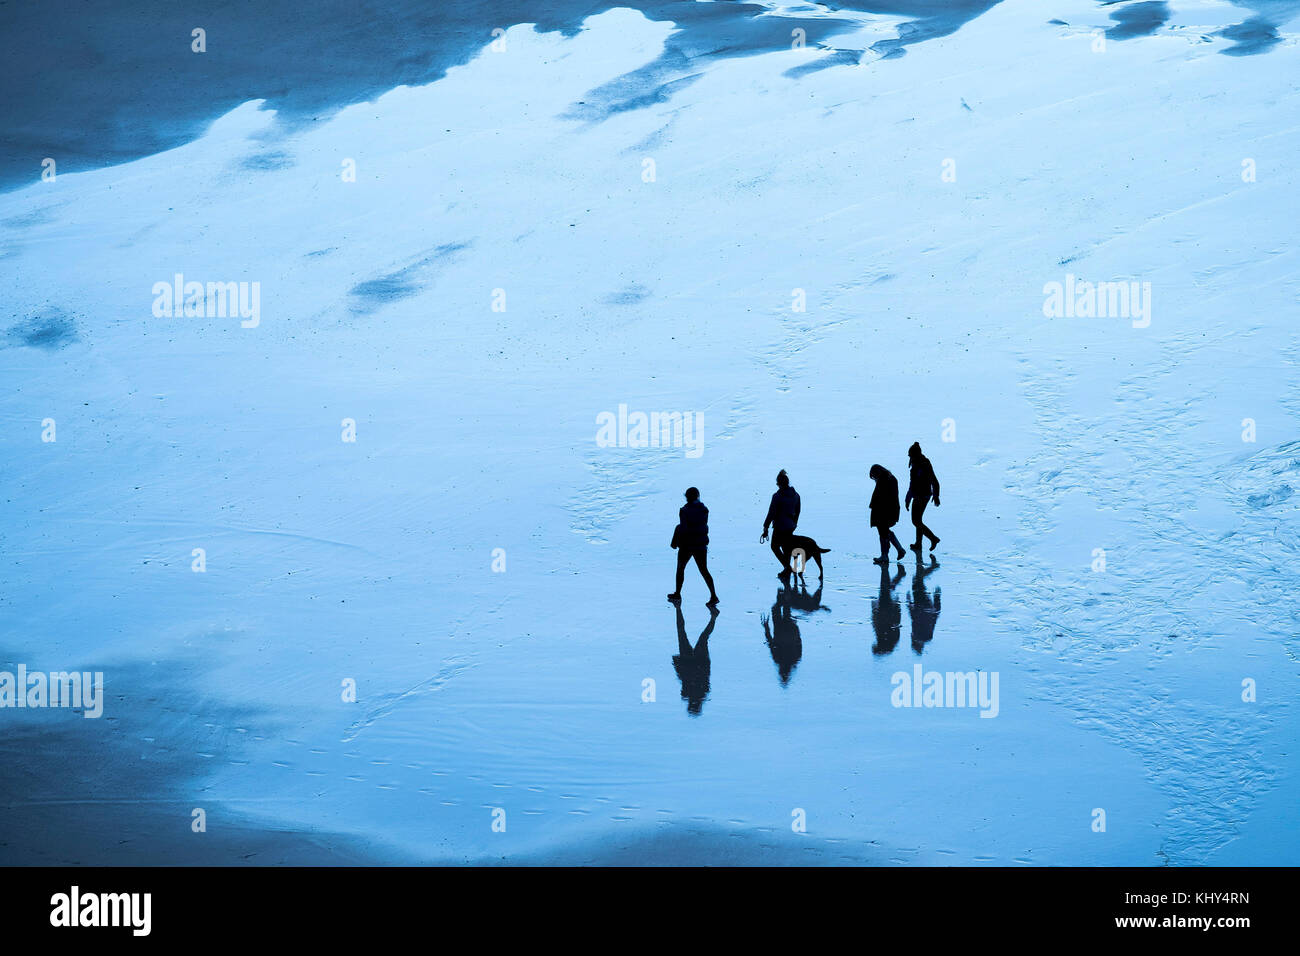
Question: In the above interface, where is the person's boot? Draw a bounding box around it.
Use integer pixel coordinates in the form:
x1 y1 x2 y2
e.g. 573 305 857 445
930 536 940 552
873 556 888 566
667 592 682 602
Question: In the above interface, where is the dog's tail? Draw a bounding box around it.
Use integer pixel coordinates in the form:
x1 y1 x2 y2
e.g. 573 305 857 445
818 547 831 554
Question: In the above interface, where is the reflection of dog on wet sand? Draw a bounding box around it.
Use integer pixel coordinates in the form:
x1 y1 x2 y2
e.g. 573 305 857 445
786 534 830 580
785 582 828 615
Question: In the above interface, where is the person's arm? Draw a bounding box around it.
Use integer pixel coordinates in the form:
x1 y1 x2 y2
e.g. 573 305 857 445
793 491 801 526
762 495 775 534
931 466 940 505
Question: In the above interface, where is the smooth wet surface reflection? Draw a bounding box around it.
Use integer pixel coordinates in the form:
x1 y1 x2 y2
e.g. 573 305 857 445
672 604 715 715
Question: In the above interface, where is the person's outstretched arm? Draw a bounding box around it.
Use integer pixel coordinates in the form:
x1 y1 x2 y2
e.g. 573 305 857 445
931 467 940 505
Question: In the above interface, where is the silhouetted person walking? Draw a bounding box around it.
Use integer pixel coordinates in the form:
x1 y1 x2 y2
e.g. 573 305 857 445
871 561 906 656
761 586 802 685
904 442 940 554
909 554 941 654
673 603 716 715
869 464 906 565
760 469 801 579
669 487 719 606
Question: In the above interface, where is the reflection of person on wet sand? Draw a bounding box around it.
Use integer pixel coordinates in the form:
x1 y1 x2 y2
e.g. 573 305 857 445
761 588 802 685
673 604 717 715
908 555 941 654
871 561 906 656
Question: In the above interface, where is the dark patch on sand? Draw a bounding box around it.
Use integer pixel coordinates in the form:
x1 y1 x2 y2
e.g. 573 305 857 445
1220 16 1282 54
348 241 472 313
784 49 862 79
603 283 652 305
867 1 1003 59
3 308 79 350
238 150 295 172
1105 1 1170 40
570 70 703 123
1 205 61 229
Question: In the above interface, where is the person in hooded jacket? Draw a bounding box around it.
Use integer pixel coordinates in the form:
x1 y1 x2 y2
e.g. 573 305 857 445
904 442 941 554
669 486 719 606
869 464 907 565
760 469 801 578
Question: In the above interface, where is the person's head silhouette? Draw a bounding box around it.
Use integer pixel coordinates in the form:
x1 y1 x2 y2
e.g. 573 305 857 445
684 486 700 502
908 442 922 461
869 464 883 480
776 469 789 488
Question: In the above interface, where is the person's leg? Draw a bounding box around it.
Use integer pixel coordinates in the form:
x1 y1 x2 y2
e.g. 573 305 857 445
694 550 719 603
915 499 938 547
888 528 906 559
911 500 927 550
769 534 787 571
776 530 793 573
876 526 889 563
671 548 690 597
921 508 939 548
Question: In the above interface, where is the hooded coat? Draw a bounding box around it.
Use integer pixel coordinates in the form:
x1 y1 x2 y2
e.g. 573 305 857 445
764 486 801 534
870 469 901 528
678 499 710 549
908 453 940 504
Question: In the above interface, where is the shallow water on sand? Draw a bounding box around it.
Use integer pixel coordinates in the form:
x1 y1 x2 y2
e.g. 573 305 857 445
4 0 1298 190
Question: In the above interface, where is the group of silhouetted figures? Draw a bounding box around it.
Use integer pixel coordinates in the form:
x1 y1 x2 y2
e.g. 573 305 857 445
664 441 943 713
667 441 942 606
